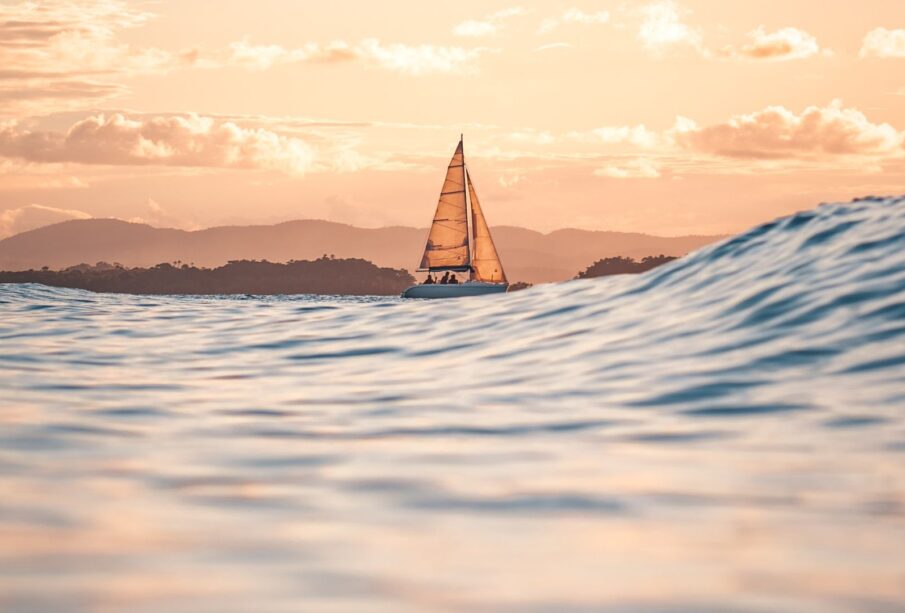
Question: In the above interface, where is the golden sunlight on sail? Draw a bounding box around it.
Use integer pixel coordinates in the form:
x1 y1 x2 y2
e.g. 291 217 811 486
467 171 507 284
418 140 469 271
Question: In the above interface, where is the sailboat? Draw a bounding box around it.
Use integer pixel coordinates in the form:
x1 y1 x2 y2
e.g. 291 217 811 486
401 136 509 299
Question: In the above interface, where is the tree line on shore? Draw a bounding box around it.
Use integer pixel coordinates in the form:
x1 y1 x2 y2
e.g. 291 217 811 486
0 257 415 296
0 254 678 295
575 255 677 279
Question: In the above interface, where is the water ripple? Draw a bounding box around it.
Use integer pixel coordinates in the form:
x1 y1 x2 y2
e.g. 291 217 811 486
1 196 904 612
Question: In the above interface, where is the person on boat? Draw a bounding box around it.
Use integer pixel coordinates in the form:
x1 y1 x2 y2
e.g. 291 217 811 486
449 274 459 284
439 272 450 284
424 274 435 285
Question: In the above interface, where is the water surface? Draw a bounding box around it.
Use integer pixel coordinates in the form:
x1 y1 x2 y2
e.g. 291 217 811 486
2 196 905 612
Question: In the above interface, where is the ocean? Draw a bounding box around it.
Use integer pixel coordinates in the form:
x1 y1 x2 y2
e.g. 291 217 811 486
1 196 904 612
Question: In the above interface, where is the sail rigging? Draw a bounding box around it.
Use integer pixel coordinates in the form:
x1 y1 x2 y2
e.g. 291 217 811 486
467 171 507 283
416 136 507 284
418 140 470 271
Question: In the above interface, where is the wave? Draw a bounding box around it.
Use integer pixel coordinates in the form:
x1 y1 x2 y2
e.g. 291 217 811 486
3 195 905 423
4 196 905 416
1 195 904 612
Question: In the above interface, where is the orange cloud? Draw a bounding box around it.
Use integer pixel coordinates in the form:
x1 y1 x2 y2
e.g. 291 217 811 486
128 197 196 230
638 0 705 56
538 8 610 34
356 39 490 75
227 40 357 69
571 125 661 148
453 7 527 38
535 42 573 52
730 26 824 61
0 0 490 117
594 158 661 179
0 1 183 73
0 113 317 172
226 38 489 75
0 1 196 113
636 3 823 63
860 28 905 58
674 101 905 159
508 130 555 145
0 80 126 103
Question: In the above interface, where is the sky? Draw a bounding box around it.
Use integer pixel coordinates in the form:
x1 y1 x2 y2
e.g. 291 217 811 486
1 0 904 238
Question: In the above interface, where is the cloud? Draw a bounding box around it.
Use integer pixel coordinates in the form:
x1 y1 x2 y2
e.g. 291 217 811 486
0 1 198 112
453 7 526 38
453 20 498 38
0 158 91 189
561 8 610 26
0 204 92 238
0 1 179 73
356 39 489 75
0 79 127 102
729 26 824 61
594 158 661 179
638 0 704 56
860 28 905 58
0 0 489 117
0 0 152 49
228 39 356 69
227 38 488 76
498 173 523 188
536 42 573 52
538 8 610 34
508 130 555 145
572 125 661 148
129 197 195 229
0 113 317 173
674 100 905 160
635 4 823 62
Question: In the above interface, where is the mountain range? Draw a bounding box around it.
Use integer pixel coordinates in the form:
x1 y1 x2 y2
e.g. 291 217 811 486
0 219 724 284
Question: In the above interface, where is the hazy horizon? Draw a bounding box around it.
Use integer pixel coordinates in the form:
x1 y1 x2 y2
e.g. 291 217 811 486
0 208 733 241
0 214 722 283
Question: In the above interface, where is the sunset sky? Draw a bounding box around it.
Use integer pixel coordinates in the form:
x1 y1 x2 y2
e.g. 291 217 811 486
1 0 904 238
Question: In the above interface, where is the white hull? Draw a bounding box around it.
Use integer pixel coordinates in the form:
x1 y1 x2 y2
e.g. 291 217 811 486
402 282 508 299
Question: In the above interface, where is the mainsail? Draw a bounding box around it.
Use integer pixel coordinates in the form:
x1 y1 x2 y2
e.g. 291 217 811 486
467 171 507 283
418 140 470 270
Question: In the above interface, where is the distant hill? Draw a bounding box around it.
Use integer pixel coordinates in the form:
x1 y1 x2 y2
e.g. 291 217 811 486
0 218 724 284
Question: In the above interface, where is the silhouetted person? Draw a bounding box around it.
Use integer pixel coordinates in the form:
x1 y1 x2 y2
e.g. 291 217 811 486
424 274 435 285
449 274 459 284
440 272 450 284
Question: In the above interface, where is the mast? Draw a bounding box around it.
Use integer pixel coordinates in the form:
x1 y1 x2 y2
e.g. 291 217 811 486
462 133 474 281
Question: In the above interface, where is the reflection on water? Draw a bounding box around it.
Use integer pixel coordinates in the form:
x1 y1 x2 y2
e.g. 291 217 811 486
1 196 905 612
